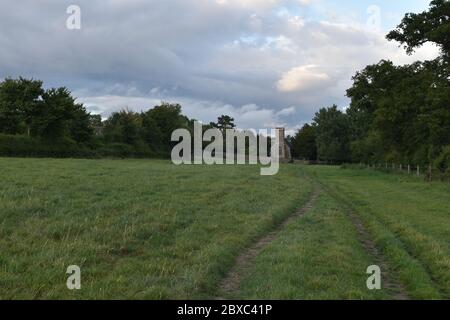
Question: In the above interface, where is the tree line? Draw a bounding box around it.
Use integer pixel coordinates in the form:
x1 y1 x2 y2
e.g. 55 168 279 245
0 73 274 159
292 0 450 173
0 77 252 158
0 77 204 158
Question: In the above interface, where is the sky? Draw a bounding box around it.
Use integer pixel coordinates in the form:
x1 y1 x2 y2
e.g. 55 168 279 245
0 0 440 133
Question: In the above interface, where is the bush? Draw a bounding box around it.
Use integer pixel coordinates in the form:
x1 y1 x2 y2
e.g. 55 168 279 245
0 134 164 159
0 134 97 158
434 146 450 180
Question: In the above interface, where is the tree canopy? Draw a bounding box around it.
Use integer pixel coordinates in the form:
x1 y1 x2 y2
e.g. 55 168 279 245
292 124 317 161
0 80 230 158
387 0 450 57
292 0 450 169
210 115 236 131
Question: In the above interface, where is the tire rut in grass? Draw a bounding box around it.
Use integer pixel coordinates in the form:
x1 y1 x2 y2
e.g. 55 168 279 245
216 188 319 299
319 184 410 300
346 208 409 300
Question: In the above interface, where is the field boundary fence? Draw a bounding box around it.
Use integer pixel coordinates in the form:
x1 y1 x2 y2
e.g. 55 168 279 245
356 162 450 182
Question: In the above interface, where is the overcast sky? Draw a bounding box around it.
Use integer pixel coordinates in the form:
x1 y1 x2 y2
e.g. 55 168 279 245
0 0 440 132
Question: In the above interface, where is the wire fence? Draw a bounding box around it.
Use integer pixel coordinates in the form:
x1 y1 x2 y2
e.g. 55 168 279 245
357 163 450 182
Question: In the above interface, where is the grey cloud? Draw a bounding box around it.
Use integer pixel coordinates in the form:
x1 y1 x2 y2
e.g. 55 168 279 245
0 0 439 131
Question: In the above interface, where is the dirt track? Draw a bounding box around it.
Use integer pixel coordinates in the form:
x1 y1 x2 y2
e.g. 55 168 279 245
216 188 319 299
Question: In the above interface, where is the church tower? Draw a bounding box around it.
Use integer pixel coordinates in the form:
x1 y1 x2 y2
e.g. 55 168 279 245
276 127 291 162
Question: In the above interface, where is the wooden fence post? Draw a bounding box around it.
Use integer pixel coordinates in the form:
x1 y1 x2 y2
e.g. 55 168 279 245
417 165 420 177
429 165 432 182
408 165 410 174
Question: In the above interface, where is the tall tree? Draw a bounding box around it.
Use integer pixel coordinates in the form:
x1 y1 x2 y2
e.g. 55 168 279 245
210 115 236 131
344 0 450 165
292 124 317 160
68 103 94 144
32 87 82 140
141 111 163 150
387 0 450 57
146 102 188 150
0 77 44 135
103 109 142 145
313 105 350 163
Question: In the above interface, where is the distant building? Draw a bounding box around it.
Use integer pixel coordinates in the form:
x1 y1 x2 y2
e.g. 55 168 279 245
276 127 292 162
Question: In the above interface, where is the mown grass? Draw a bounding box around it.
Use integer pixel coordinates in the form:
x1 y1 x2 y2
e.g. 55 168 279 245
0 158 312 299
238 192 391 299
303 166 450 299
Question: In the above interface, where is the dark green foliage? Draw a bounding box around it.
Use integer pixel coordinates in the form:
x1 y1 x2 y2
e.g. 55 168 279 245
146 103 186 140
210 115 236 131
0 78 192 158
434 146 450 174
346 59 450 165
141 111 163 149
89 114 102 127
300 1 450 167
0 77 44 135
0 134 94 158
387 0 450 57
344 0 450 165
292 124 317 160
0 79 96 148
102 102 190 156
68 104 94 144
313 105 350 164
103 110 142 145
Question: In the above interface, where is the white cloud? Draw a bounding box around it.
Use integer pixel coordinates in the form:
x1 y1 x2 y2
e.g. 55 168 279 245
79 95 293 130
298 0 313 6
215 0 281 11
277 65 330 92
277 106 296 116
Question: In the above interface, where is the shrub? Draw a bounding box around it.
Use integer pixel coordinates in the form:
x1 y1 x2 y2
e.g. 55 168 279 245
434 146 450 180
0 134 163 159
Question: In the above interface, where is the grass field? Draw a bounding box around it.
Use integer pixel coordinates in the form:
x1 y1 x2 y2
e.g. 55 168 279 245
303 166 450 299
0 158 449 299
0 158 312 299
237 191 389 300
238 166 450 299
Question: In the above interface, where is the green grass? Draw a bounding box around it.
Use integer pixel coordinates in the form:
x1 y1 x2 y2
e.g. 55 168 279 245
303 166 450 299
238 192 390 300
0 159 449 300
0 158 312 299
